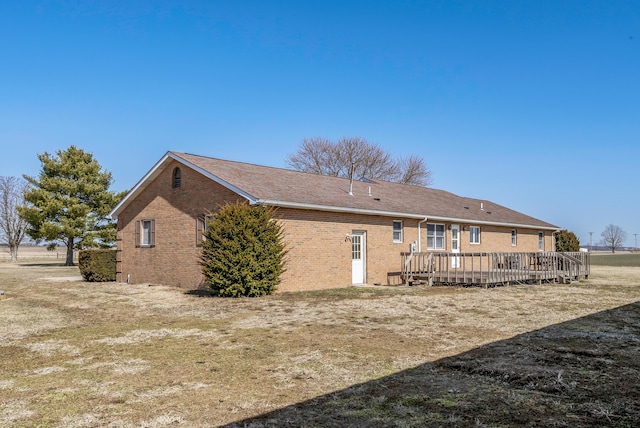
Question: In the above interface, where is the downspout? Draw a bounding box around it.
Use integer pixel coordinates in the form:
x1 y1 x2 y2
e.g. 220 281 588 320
417 217 428 252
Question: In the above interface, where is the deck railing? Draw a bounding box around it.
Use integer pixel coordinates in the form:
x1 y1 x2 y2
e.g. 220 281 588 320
400 251 590 286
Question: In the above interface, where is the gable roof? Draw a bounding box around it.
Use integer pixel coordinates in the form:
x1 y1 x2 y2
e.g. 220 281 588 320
109 151 559 230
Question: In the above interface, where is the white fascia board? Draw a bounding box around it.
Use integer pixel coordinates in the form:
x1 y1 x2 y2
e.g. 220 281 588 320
257 200 558 231
108 152 257 220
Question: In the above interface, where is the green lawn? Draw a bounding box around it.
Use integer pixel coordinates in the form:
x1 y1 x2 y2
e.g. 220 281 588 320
590 253 640 267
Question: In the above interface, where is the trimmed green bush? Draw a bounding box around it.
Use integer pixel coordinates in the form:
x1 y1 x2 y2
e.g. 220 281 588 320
200 202 287 297
79 249 117 282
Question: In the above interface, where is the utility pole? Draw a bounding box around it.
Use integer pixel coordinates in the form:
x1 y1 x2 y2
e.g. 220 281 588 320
634 233 638 253
589 232 593 252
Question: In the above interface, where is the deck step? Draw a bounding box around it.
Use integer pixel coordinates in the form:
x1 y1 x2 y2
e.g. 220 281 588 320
559 275 573 284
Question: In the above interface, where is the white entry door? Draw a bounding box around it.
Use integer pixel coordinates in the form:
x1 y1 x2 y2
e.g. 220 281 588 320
451 224 460 268
351 231 366 284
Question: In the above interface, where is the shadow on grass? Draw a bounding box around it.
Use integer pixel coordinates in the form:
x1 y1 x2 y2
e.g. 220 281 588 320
226 302 640 427
184 289 216 298
18 262 69 267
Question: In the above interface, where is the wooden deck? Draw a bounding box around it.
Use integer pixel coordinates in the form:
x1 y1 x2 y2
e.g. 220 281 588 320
398 251 590 287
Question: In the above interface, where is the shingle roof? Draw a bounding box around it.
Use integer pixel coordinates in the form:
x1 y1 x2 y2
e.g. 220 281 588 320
110 151 558 230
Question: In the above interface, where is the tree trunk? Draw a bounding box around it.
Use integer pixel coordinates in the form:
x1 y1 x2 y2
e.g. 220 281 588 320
66 237 75 266
9 244 17 263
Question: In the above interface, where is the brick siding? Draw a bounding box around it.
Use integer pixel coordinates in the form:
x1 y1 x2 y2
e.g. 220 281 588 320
116 161 555 291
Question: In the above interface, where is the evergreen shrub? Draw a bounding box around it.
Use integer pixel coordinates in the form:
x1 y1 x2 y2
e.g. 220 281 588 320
200 202 287 297
555 229 581 252
79 249 117 282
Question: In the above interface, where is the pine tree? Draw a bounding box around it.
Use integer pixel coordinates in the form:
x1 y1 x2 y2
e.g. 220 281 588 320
17 146 126 266
200 202 287 297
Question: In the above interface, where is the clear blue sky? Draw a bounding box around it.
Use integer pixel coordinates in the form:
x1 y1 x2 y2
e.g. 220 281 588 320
1 1 638 247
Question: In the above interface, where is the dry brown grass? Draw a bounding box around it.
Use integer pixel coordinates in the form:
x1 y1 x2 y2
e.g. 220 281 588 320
1 260 639 427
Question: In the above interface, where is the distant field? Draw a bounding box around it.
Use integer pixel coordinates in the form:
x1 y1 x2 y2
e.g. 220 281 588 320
591 253 640 267
0 246 75 261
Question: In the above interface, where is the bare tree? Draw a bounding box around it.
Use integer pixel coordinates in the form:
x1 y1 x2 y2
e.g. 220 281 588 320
287 137 341 176
393 154 432 186
286 137 433 186
0 176 29 262
601 224 627 253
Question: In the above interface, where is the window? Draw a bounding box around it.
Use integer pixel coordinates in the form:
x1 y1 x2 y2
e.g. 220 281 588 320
172 167 181 188
135 219 155 247
393 220 403 243
538 232 545 251
427 223 445 250
511 229 517 246
196 215 214 245
470 226 480 244
352 234 362 260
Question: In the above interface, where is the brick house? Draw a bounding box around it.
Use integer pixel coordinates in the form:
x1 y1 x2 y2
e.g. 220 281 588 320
109 151 559 291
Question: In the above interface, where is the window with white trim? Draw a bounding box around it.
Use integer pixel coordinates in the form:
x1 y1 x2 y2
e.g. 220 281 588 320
538 232 544 251
511 229 517 246
135 219 156 247
427 223 445 250
393 220 403 243
470 226 480 244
